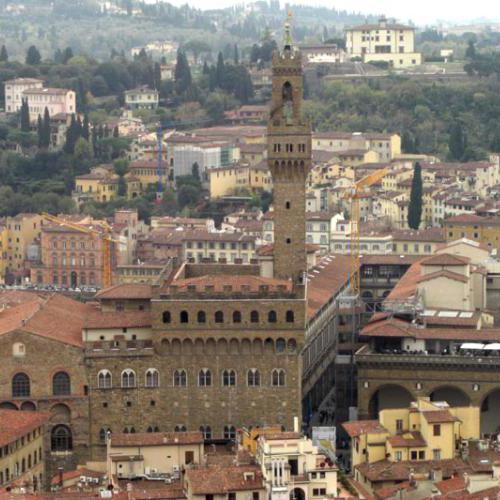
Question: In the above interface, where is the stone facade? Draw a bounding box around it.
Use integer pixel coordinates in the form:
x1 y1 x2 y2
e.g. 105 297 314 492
267 34 311 285
0 329 90 484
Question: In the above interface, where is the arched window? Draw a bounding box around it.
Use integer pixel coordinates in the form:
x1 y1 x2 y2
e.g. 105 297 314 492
145 369 159 388
51 425 72 451
232 311 241 323
99 427 111 443
282 81 293 102
250 310 259 323
97 370 112 389
121 369 136 388
268 310 277 323
276 338 286 353
162 311 171 324
12 373 30 397
200 425 211 439
180 310 189 323
215 310 224 323
224 425 236 440
173 369 187 387
123 426 135 433
174 425 187 432
53 372 71 396
247 369 260 387
198 369 212 387
272 369 286 387
222 369 236 387
197 311 206 323
286 310 295 323
147 426 160 433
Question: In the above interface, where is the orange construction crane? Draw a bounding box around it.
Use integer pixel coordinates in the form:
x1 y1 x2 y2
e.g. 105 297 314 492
345 167 390 295
42 213 117 289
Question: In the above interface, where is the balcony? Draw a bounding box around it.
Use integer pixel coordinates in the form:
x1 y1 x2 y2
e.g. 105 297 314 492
356 344 500 370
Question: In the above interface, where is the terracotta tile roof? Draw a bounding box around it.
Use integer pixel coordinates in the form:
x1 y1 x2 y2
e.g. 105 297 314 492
423 410 460 424
306 255 353 319
342 420 388 438
374 481 413 500
95 283 152 300
186 465 264 494
446 214 500 225
361 255 421 266
125 482 186 499
0 294 91 347
181 231 255 243
50 468 104 485
417 269 468 284
0 409 49 447
392 228 445 242
257 243 319 256
111 431 203 447
386 261 422 300
85 311 152 329
387 431 426 448
421 253 470 266
435 475 466 495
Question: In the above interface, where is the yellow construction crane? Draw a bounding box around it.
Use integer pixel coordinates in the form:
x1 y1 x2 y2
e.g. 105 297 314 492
345 167 390 295
42 213 116 289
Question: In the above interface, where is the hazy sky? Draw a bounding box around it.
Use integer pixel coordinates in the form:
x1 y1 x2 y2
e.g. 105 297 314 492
166 0 497 26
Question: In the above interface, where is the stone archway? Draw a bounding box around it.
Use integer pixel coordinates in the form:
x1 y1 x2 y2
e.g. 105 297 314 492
480 388 500 435
290 488 305 500
368 384 415 418
430 386 471 407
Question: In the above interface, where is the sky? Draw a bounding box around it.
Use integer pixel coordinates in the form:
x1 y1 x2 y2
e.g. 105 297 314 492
165 0 498 26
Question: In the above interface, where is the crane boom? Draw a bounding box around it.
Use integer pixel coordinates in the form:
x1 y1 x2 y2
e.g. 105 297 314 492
42 213 116 289
345 167 390 295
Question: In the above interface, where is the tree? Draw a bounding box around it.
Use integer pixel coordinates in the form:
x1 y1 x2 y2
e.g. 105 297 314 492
448 122 467 160
153 62 161 90
408 162 423 230
61 47 74 64
25 45 41 65
465 40 476 59
114 159 129 196
0 45 8 62
215 52 225 89
191 162 200 181
233 44 239 65
37 115 44 148
174 50 192 95
42 107 51 148
20 99 30 132
82 114 90 141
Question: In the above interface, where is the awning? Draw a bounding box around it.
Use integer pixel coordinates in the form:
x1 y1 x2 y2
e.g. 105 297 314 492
483 343 500 350
460 343 485 350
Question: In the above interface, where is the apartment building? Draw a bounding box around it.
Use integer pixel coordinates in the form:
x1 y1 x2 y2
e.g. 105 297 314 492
209 162 272 199
312 131 401 161
345 16 422 68
4 78 43 113
0 410 49 492
124 86 159 110
22 87 76 122
182 231 257 263
444 214 500 251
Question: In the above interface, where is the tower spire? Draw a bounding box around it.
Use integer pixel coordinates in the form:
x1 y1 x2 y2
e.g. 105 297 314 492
283 11 293 51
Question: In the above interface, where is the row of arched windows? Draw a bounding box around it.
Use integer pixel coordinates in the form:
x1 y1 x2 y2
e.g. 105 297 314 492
162 309 295 325
97 368 286 388
50 253 96 267
97 425 236 443
12 372 70 398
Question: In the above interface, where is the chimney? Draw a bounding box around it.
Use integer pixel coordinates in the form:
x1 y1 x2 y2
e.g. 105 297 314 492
58 467 64 488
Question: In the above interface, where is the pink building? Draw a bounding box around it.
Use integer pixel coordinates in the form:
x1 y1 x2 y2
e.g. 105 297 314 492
23 87 76 121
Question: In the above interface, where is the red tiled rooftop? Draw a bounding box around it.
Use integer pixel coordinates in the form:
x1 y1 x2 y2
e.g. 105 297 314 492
423 410 460 424
387 431 426 448
435 475 466 495
421 253 470 266
95 283 152 300
417 269 468 284
186 465 264 494
85 311 152 329
0 410 49 447
342 420 388 438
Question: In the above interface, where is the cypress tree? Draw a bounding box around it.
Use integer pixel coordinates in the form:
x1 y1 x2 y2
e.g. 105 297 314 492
25 45 41 65
82 114 90 141
215 52 225 89
42 107 51 148
64 114 77 154
37 115 43 148
153 62 161 90
0 45 8 62
408 162 423 230
20 98 30 132
113 126 119 138
233 44 239 65
449 122 466 161
174 50 192 95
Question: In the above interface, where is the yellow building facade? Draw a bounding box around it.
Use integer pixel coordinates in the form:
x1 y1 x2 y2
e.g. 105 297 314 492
209 163 272 199
343 398 480 468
